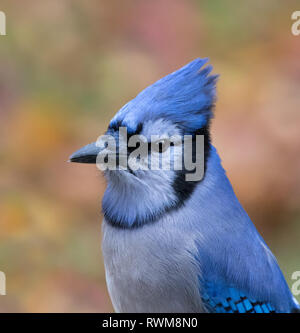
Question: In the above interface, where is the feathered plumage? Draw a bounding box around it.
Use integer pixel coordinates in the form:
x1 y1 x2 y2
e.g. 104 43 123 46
110 58 218 134
70 58 300 313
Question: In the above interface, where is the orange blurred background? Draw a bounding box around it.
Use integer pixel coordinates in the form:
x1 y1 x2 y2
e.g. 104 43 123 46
0 0 299 312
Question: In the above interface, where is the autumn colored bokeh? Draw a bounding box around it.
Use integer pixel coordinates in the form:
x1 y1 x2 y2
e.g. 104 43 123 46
0 1 299 312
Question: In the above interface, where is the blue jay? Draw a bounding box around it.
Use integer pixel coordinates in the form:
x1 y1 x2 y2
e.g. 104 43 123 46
70 58 299 313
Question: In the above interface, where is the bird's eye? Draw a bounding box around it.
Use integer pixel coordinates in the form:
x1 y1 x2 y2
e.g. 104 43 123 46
152 139 170 153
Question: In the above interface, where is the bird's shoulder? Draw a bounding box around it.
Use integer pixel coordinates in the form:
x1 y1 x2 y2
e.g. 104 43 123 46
194 229 298 313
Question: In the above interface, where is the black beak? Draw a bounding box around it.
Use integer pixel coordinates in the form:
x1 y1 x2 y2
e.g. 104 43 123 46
69 142 101 164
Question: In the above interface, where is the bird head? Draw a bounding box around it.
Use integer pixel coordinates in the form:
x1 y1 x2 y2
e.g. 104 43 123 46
70 58 218 228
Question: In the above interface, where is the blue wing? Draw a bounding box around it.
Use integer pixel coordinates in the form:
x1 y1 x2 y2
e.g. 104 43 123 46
202 282 276 313
191 147 299 313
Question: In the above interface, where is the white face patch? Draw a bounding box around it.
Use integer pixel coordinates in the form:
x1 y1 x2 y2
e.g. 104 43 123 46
102 119 182 227
101 118 205 227
142 118 180 139
129 118 182 173
98 117 204 181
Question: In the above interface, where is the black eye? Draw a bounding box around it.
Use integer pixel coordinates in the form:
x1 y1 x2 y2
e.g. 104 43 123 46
152 139 170 153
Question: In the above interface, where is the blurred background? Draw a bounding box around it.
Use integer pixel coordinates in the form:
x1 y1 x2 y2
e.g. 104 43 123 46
0 0 299 312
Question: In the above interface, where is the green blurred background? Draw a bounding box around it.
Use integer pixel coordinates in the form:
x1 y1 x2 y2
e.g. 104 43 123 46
0 0 299 312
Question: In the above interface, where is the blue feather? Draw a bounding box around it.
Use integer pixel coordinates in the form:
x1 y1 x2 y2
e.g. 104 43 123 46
202 282 276 313
72 58 300 313
192 147 299 313
110 58 218 134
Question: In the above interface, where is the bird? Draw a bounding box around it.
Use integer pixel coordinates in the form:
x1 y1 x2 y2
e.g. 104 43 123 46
69 58 300 313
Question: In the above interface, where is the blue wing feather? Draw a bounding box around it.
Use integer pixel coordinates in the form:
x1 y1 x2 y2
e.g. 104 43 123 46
202 282 276 313
192 147 300 313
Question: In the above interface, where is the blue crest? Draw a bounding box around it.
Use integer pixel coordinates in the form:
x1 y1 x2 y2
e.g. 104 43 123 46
110 58 218 134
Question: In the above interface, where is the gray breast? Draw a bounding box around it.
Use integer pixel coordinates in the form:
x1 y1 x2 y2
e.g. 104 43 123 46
101 218 205 313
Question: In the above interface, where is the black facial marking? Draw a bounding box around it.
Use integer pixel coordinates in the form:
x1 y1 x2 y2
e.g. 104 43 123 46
108 121 143 135
107 122 144 169
135 122 143 135
108 120 123 132
172 124 211 205
103 207 175 230
105 122 211 229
